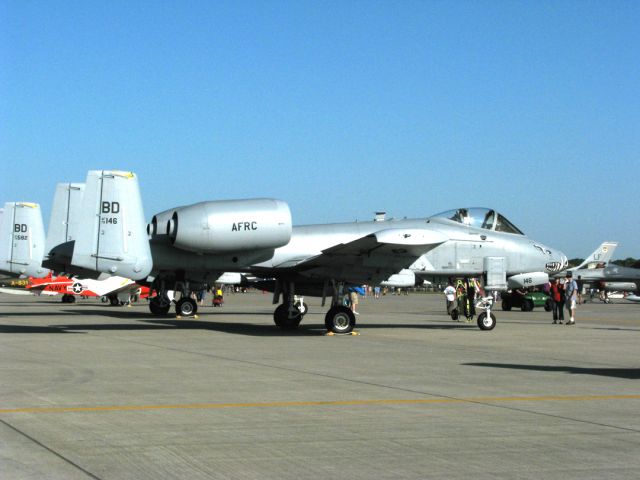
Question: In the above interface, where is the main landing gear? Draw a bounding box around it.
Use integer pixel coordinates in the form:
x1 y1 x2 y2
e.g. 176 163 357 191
272 281 356 334
273 303 303 330
273 291 308 330
149 293 172 315
324 305 355 334
61 294 76 303
150 293 198 317
175 297 198 317
148 279 197 317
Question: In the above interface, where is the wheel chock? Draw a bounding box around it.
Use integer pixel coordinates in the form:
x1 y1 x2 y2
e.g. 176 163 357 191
194 315 199 319
176 315 182 319
325 331 360 336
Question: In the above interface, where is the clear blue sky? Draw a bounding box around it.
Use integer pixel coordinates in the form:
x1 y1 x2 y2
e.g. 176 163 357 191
2 1 639 259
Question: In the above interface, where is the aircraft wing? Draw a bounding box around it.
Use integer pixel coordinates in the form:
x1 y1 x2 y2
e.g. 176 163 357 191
277 228 448 283
25 280 72 293
25 283 57 293
0 287 35 296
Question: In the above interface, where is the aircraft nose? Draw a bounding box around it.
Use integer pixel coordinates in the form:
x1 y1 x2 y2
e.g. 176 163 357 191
545 249 568 273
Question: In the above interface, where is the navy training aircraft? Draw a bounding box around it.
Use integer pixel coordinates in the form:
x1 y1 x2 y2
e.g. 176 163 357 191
44 170 567 333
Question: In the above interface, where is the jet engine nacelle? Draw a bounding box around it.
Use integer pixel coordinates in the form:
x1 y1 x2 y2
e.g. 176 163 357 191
507 272 549 289
166 199 292 254
380 269 417 288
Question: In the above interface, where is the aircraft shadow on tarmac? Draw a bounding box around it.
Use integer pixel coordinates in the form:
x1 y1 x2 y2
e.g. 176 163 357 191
0 307 478 336
0 320 324 337
463 362 640 380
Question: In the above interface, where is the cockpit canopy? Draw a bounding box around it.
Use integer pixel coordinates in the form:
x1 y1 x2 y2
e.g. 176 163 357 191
432 208 524 235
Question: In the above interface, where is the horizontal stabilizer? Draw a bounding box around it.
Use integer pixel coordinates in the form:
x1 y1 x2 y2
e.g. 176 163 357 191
0 202 47 277
71 170 152 280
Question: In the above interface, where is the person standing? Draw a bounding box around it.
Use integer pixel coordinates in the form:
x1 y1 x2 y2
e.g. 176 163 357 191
576 275 584 304
454 279 466 321
443 280 456 315
564 271 578 325
549 278 564 324
349 288 359 315
465 277 476 321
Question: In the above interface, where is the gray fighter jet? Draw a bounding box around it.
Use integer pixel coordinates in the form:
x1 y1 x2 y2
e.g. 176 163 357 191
44 170 567 332
556 242 639 295
0 202 47 278
601 264 640 294
553 241 618 283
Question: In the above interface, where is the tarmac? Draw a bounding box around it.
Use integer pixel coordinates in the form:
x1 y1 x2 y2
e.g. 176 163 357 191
1 291 639 479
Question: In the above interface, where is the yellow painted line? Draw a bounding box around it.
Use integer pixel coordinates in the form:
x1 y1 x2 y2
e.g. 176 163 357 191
1 394 639 415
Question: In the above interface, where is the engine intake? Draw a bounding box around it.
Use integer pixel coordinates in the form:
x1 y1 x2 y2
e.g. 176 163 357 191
165 199 292 253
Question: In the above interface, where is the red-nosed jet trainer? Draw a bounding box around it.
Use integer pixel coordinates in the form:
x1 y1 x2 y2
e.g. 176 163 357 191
22 272 150 305
45 170 567 333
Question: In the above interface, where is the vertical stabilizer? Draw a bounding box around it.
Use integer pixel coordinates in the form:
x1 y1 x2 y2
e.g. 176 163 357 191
71 170 152 280
0 202 47 277
45 183 86 254
574 242 618 269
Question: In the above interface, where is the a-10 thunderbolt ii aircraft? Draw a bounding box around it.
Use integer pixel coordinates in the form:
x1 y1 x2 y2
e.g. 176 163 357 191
0 202 48 279
44 170 567 333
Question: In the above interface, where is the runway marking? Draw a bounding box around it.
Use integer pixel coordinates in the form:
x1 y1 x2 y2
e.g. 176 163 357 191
1 394 639 414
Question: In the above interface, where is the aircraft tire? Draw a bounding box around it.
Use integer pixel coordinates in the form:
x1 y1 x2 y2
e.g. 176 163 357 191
450 309 459 321
477 312 496 330
544 299 553 312
501 300 511 311
521 299 534 312
274 304 302 330
149 298 171 315
62 294 76 304
109 296 120 306
325 306 355 334
175 298 198 317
